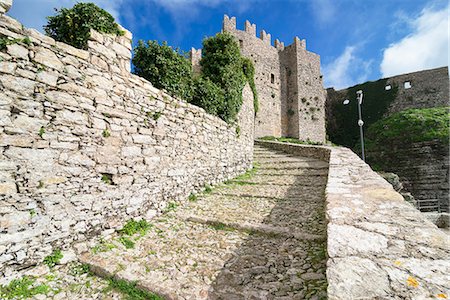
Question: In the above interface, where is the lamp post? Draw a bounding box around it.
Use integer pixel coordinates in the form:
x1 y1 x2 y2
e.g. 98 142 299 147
343 90 365 161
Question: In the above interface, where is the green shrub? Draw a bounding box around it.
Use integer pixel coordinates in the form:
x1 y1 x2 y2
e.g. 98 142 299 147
133 40 193 101
44 2 123 49
200 32 251 122
190 76 225 116
119 219 151 236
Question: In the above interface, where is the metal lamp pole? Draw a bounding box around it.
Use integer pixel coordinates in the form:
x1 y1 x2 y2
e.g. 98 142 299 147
356 90 365 162
343 90 365 161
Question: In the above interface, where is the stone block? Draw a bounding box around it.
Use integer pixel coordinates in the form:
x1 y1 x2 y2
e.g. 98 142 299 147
0 61 16 74
6 44 28 60
33 48 63 71
0 182 16 194
0 74 36 96
0 0 12 14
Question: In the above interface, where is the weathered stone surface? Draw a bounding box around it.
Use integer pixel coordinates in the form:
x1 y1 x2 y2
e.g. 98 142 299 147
256 140 450 299
81 146 328 299
33 47 64 71
0 0 12 14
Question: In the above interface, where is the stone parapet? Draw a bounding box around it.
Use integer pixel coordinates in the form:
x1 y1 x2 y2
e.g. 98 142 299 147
255 140 450 299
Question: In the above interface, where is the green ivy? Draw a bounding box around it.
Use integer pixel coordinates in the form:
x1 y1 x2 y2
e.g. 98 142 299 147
241 57 259 114
200 32 247 123
133 40 193 101
190 76 225 116
44 2 123 50
327 78 398 149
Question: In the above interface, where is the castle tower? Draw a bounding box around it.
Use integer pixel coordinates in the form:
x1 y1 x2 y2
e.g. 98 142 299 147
222 15 326 142
189 48 202 75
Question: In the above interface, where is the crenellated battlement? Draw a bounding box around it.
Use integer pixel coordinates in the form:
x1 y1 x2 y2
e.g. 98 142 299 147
222 15 295 51
244 20 256 36
260 30 271 45
223 14 236 32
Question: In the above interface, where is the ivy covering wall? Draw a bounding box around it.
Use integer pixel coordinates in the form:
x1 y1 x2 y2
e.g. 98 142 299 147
326 78 398 149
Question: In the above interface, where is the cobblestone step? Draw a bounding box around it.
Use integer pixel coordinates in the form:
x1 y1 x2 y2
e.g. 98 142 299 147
229 174 327 186
80 145 329 299
212 183 326 200
176 194 326 238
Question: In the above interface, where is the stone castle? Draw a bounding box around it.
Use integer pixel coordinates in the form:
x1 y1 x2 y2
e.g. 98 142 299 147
1 1 448 298
191 15 326 142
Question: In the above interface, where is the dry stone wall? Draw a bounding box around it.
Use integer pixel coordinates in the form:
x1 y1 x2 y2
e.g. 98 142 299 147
0 12 254 280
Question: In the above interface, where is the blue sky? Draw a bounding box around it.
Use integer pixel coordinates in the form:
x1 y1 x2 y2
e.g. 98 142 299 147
8 0 449 89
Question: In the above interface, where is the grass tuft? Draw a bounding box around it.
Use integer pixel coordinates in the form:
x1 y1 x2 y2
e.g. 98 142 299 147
105 277 164 300
0 277 49 299
43 249 63 268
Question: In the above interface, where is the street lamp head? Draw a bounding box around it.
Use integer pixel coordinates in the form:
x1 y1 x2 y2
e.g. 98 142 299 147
343 99 350 105
356 90 363 105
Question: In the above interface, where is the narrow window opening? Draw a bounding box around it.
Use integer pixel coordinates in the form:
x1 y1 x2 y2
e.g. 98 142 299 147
239 39 243 48
385 85 391 90
271 74 275 84
404 81 412 89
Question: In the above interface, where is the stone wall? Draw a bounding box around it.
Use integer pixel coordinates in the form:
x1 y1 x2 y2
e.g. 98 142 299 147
255 140 450 299
222 15 282 138
325 66 449 213
368 140 449 213
0 12 254 280
326 66 449 121
385 67 449 114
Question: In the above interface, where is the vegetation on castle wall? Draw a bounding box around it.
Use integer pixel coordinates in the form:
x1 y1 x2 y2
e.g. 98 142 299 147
133 40 194 101
133 32 257 123
190 76 225 116
327 78 398 149
200 32 247 122
242 57 259 115
364 106 449 171
365 107 449 149
44 3 124 50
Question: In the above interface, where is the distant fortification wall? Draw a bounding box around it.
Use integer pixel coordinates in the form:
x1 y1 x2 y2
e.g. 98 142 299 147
191 15 326 143
326 67 449 124
0 9 254 280
325 66 449 213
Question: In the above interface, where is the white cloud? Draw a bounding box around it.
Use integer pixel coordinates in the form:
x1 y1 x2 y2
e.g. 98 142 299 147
380 5 449 77
309 0 335 26
322 46 372 89
8 0 124 33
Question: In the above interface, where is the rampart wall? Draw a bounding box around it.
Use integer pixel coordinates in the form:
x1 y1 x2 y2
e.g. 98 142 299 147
0 12 254 280
256 140 450 299
325 66 449 213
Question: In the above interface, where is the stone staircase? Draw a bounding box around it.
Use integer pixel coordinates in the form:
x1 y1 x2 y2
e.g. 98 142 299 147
81 145 329 299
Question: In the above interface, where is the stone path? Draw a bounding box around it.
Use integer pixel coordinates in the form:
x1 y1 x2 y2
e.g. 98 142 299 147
81 145 329 299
